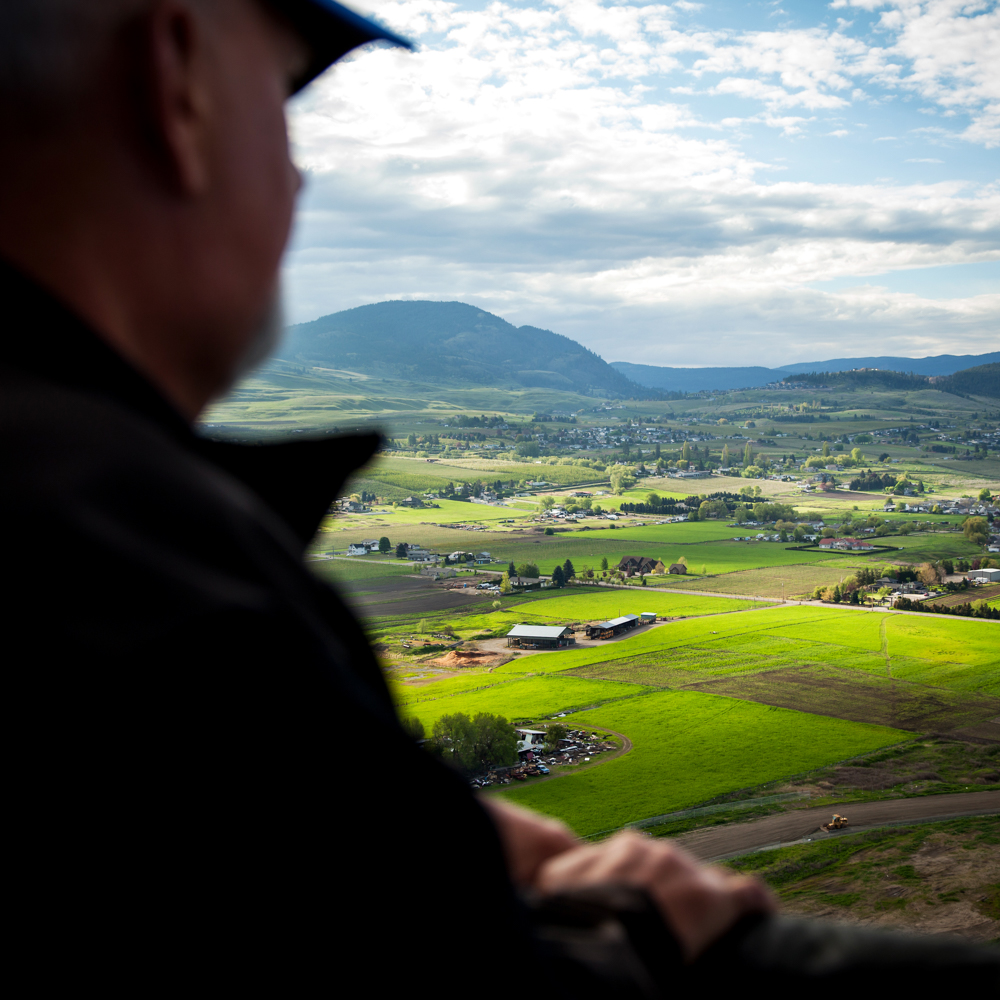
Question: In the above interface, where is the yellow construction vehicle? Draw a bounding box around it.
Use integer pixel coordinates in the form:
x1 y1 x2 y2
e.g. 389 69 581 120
821 814 849 832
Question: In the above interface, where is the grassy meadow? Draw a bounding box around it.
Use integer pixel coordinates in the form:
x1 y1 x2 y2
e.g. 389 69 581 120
390 602 998 834
508 589 758 619
495 690 909 834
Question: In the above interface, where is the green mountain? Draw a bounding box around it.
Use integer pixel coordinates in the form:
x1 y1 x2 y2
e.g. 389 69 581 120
784 363 1000 397
935 363 1000 398
278 300 655 398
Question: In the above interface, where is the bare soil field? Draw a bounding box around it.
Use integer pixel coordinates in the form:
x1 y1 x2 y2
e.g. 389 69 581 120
688 664 1000 733
338 574 492 616
925 584 1000 609
722 812 1000 944
951 718 1000 743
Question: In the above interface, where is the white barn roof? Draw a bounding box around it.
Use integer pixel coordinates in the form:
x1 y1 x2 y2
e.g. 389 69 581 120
506 625 571 638
591 615 639 629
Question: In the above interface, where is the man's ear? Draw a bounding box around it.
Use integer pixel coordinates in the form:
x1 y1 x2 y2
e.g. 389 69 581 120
143 1 214 195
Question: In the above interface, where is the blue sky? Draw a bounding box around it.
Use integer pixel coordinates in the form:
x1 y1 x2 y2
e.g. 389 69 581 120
282 0 999 367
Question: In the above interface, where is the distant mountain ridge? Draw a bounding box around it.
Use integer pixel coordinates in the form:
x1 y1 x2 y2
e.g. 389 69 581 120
277 300 654 399
610 363 782 392
776 353 1000 376
612 351 1000 393
276 299 997 398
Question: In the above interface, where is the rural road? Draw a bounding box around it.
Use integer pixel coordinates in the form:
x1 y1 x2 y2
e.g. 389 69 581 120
674 790 1000 862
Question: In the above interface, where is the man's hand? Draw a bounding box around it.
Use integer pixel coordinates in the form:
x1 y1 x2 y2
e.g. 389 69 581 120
480 799 578 887
536 830 775 960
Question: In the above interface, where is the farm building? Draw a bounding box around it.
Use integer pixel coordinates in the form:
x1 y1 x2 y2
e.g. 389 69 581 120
618 556 666 576
640 612 657 624
969 568 1000 584
585 615 640 640
668 563 687 574
505 625 576 649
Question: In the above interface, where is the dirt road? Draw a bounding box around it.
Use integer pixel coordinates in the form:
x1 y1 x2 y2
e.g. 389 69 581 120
674 790 1000 862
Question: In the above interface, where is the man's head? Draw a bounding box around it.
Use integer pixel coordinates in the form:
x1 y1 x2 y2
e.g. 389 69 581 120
0 1 406 418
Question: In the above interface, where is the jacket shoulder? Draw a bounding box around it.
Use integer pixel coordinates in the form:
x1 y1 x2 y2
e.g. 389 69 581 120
0 365 312 636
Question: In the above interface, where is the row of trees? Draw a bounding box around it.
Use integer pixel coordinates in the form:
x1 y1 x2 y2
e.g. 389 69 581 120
894 598 1000 620
812 553 999 604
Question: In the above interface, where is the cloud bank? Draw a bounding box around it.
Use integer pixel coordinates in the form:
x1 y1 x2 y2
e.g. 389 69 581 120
283 0 1000 367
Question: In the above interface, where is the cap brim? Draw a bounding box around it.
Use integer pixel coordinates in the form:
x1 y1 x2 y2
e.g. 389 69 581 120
267 0 414 93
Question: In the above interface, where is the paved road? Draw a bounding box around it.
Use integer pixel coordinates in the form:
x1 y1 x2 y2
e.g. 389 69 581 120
674 790 1000 862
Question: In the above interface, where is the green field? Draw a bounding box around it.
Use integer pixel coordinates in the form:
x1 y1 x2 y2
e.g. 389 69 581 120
585 521 754 543
561 607 999 695
323 496 529 530
364 456 604 488
388 603 998 835
480 537 845 579
507 590 756 620
493 690 908 834
316 557 417 582
400 674 651 729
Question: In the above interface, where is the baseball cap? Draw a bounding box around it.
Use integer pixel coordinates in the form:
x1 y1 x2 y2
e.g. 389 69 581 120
265 0 414 92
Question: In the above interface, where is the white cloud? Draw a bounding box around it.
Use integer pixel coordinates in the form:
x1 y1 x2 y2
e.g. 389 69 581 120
906 157 944 163
830 0 1000 146
280 0 1000 362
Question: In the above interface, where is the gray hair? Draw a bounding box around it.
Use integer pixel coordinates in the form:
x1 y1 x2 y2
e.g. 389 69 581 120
0 1 153 132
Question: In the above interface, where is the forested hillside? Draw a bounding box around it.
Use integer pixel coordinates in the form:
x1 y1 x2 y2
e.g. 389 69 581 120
785 364 999 397
610 362 781 392
935 363 1000 398
278 301 654 398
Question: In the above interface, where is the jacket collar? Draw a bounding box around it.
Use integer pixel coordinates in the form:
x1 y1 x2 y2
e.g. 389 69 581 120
1 258 379 546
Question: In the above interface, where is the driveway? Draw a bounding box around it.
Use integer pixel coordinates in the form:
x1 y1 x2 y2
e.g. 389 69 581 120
673 790 1000 862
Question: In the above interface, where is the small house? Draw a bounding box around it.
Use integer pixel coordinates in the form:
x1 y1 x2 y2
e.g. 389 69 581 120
618 556 666 576
514 728 547 753
668 563 687 574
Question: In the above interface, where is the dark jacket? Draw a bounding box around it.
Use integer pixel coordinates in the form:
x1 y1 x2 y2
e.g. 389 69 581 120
1 261 527 991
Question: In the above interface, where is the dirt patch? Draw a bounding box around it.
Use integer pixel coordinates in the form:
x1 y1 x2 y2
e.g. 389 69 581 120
830 766 906 790
687 664 1000 732
730 815 1000 944
925 584 1000 609
428 650 511 668
949 719 1000 744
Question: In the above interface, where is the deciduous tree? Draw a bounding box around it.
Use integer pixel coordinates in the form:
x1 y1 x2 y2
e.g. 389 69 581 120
963 516 989 546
